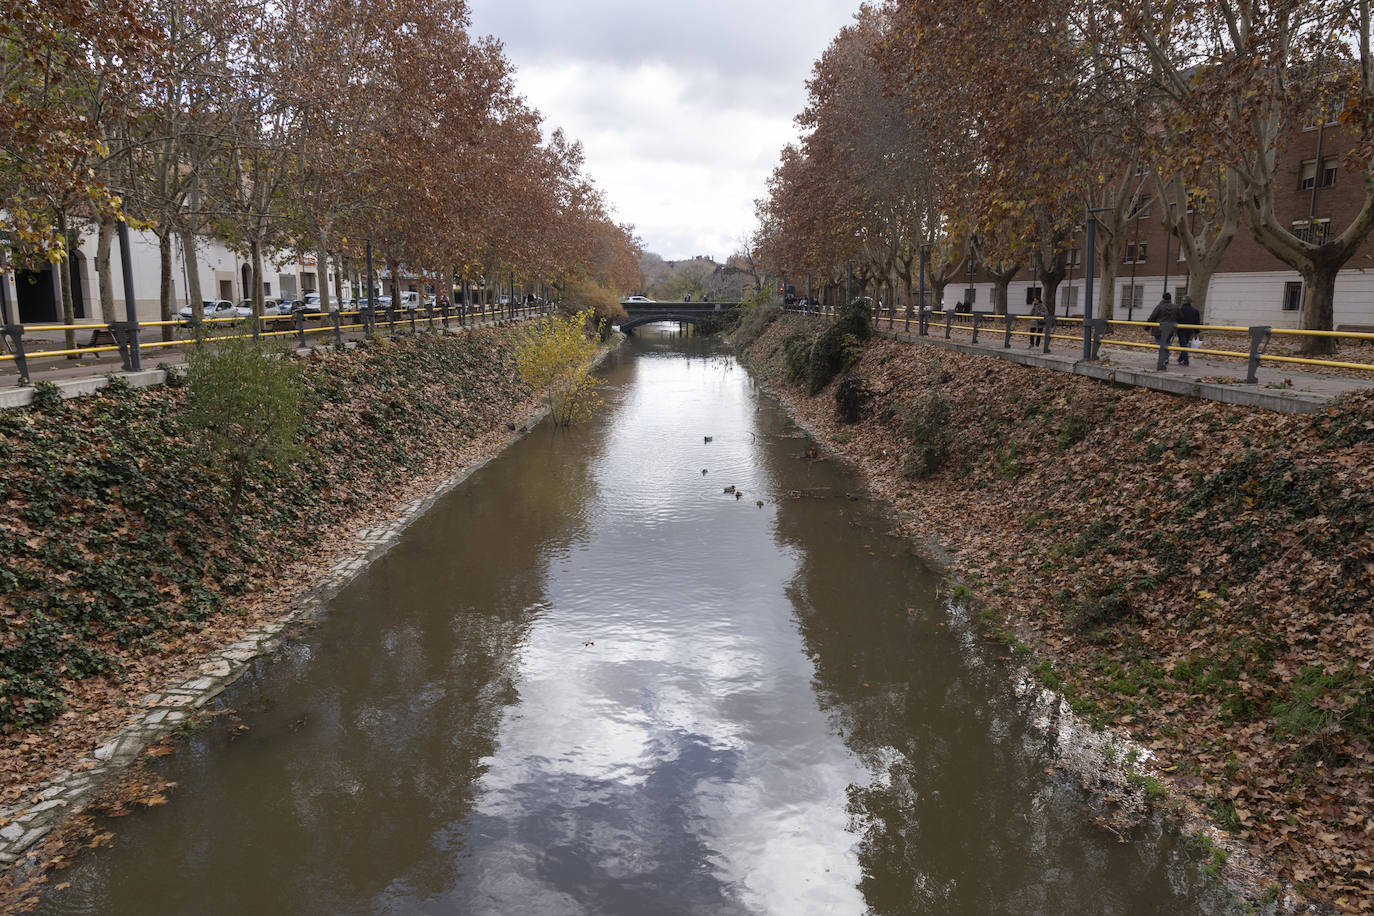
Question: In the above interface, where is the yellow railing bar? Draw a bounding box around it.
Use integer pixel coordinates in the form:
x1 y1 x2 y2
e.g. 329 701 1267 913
1253 352 1374 371
1270 327 1374 340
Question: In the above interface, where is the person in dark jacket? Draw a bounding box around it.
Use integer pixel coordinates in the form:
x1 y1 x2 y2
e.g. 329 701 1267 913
1176 294 1201 366
1028 295 1046 347
1146 293 1181 363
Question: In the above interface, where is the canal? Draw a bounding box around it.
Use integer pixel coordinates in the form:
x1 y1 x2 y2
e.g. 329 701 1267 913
35 325 1233 914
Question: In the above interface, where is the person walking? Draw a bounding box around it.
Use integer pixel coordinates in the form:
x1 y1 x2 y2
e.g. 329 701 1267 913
1147 292 1181 363
1176 294 1200 366
1028 295 1046 347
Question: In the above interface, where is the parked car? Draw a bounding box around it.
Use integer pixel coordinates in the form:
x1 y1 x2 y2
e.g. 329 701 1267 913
180 299 234 321
622 295 650 304
225 297 282 318
300 292 323 315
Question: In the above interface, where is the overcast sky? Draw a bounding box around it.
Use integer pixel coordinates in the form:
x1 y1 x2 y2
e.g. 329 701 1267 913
467 0 861 262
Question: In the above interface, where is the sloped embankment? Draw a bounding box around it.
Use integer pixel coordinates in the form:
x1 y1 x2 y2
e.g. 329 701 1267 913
741 315 1373 912
0 329 538 805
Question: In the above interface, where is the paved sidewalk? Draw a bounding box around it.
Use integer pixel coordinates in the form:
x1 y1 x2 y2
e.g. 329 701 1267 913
879 325 1374 414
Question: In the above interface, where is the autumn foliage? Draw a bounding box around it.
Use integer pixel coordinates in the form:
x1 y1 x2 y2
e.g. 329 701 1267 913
514 310 604 427
0 0 640 313
757 1 1370 346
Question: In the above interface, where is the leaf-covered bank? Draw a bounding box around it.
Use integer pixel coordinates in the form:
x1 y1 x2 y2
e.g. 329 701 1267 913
740 315 1373 913
0 329 538 805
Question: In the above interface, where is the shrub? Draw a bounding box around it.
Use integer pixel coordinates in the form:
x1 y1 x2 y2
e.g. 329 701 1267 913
557 277 625 339
514 309 603 426
834 372 875 423
183 335 304 526
901 391 952 477
733 289 781 350
29 380 64 412
801 297 875 395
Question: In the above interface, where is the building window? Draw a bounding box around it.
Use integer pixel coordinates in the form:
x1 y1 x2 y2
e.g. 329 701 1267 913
1120 284 1144 312
1066 248 1082 268
964 288 977 305
1320 159 1338 188
1024 285 1043 304
1283 281 1302 311
1060 286 1078 312
1130 195 1153 219
1302 106 1342 130
1292 220 1331 245
1124 242 1147 264
1300 158 1337 190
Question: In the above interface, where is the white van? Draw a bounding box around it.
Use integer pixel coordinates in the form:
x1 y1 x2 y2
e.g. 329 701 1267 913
399 291 420 310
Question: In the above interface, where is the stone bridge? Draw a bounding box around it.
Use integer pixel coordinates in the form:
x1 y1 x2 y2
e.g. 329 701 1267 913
618 300 740 333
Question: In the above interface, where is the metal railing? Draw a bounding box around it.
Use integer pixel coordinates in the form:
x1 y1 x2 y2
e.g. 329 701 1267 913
0 298 550 386
782 301 1374 384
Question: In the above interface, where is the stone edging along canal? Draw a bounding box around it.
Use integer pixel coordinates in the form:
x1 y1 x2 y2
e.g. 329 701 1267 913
745 373 1289 912
0 336 619 887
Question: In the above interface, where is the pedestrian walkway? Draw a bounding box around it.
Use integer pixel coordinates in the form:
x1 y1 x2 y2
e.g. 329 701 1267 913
880 325 1374 415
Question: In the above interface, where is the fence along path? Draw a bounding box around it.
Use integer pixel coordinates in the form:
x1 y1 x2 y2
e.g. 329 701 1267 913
785 302 1374 414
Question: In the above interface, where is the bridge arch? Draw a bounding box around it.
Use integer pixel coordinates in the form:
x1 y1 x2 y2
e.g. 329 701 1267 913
619 313 720 333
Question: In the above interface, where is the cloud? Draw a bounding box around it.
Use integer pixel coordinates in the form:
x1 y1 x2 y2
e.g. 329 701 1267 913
468 0 859 260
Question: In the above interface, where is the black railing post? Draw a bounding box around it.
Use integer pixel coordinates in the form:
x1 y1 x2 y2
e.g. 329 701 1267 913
1246 326 1271 384
971 311 981 344
331 309 342 346
294 309 306 347
1004 314 1014 349
944 309 953 339
1042 314 1056 354
1089 318 1109 360
116 219 142 371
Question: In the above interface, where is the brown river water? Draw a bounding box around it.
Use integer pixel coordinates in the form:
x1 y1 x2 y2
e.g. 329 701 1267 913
34 325 1235 914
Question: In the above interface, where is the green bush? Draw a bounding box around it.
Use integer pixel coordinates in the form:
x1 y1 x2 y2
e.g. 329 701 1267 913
183 336 304 525
733 293 781 350
834 372 875 424
901 391 952 477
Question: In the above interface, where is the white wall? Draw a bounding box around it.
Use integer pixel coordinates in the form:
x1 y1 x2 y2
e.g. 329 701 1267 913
56 228 336 324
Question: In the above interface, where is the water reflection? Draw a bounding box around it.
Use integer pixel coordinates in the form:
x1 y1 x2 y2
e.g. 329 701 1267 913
34 324 1229 915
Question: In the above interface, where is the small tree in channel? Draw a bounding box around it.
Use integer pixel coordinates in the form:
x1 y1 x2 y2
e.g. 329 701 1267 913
515 309 602 427
183 335 304 527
